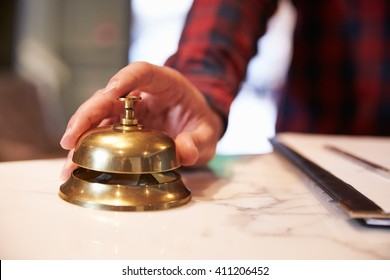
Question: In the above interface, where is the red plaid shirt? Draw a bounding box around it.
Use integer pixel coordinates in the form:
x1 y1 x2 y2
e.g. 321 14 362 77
165 0 390 135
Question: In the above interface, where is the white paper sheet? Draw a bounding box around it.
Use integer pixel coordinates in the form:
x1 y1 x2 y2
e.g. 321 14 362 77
277 133 390 213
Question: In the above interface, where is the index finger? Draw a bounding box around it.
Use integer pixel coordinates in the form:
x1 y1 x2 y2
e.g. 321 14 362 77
60 89 120 149
103 61 190 101
60 62 188 150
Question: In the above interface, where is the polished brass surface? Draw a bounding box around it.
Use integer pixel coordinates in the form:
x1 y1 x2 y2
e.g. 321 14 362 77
116 96 141 127
72 125 180 173
72 97 180 173
59 168 191 211
59 97 191 211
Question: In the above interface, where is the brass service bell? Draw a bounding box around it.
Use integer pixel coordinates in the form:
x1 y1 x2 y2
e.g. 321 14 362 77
59 97 191 211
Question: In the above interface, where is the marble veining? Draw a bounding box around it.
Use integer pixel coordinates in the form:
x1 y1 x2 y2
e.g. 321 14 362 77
0 154 389 259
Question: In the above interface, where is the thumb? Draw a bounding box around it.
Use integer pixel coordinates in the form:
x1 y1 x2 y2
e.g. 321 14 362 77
175 132 199 166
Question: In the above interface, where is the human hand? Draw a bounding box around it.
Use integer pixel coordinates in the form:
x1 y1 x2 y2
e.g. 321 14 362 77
59 62 224 180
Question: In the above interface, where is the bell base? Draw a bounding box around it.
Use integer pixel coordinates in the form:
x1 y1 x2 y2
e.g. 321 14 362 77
59 168 191 211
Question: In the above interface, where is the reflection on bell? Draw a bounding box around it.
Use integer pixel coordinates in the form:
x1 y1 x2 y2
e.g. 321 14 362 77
59 97 191 211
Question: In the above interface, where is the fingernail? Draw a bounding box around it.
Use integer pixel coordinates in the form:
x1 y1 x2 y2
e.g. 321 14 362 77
60 127 72 148
103 80 118 94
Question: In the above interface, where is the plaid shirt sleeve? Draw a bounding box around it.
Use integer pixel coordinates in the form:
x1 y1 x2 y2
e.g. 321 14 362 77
165 0 278 130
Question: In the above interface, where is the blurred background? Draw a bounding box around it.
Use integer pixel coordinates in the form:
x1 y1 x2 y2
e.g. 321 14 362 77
0 0 295 162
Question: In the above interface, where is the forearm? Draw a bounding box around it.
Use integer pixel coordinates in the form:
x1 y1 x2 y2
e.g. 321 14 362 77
165 0 278 129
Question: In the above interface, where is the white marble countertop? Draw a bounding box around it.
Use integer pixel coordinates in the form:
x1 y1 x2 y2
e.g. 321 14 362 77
0 153 389 260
